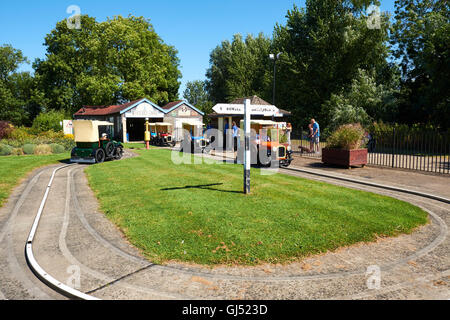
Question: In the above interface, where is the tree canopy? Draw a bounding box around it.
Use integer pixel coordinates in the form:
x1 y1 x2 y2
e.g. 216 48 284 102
0 45 43 125
391 0 450 128
34 15 181 114
205 33 273 104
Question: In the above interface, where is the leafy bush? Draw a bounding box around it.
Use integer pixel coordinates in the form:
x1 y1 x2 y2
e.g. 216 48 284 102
0 121 13 139
50 143 65 154
9 127 33 142
0 144 13 156
23 144 37 155
326 124 366 150
32 110 67 133
11 148 24 156
34 144 53 155
0 138 22 148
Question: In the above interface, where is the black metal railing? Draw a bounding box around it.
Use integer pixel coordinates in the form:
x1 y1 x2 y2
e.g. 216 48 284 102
367 129 450 174
291 131 325 158
292 129 450 174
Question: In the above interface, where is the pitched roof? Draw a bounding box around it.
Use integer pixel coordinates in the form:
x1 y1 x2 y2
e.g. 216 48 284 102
74 99 144 117
161 100 205 116
161 100 184 110
231 96 272 106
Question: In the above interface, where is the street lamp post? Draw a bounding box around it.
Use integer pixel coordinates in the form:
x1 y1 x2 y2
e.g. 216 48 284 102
269 52 282 106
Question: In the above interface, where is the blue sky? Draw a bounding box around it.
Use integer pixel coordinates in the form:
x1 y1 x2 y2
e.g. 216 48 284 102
0 0 396 97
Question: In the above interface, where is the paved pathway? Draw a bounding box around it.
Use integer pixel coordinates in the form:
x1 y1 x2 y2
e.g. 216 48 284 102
0 150 448 300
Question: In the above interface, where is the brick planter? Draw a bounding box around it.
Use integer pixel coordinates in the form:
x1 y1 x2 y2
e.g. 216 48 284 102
322 148 368 168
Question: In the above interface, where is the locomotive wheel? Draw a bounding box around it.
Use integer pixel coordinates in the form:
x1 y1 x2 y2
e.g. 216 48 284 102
105 142 115 157
95 149 106 164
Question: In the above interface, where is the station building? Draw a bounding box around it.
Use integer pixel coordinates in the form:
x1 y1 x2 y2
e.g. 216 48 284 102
73 98 204 143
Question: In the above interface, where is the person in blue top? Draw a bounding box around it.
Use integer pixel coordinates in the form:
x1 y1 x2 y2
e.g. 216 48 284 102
232 121 240 151
311 118 320 153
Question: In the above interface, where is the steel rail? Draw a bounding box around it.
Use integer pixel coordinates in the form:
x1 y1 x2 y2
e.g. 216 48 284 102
24 164 100 300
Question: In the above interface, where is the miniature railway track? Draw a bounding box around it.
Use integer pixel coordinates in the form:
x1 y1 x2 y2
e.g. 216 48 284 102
0 153 448 300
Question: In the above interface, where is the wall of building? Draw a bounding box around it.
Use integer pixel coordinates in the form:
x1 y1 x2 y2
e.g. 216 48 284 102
163 103 204 141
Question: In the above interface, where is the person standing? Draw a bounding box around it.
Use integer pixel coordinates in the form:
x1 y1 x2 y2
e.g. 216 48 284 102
311 119 320 153
308 123 314 153
232 121 240 151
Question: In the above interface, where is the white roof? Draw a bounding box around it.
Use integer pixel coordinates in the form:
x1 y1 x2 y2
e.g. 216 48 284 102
73 120 113 142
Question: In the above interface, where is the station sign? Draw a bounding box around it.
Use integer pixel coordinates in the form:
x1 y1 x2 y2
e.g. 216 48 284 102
213 103 279 116
124 102 164 118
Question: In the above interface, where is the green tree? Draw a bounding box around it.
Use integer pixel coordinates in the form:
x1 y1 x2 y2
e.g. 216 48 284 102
391 0 450 129
323 69 399 131
0 45 42 125
34 15 181 114
205 33 272 103
273 1 392 130
183 80 209 106
183 80 213 115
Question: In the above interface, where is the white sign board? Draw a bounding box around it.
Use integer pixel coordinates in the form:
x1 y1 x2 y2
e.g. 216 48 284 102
63 120 73 135
124 102 164 118
213 104 279 116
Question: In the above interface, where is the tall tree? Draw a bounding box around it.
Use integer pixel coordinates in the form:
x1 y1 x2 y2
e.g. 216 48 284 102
34 15 181 113
391 0 450 129
0 45 42 125
205 33 272 103
183 80 214 116
273 1 392 130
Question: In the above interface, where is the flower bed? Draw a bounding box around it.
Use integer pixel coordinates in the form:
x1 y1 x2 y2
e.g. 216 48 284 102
0 126 74 156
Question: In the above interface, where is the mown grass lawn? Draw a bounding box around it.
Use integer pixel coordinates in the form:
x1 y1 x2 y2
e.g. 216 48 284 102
0 153 70 207
85 148 428 266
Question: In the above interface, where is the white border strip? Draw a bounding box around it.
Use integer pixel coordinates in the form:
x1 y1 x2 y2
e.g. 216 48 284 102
25 164 100 300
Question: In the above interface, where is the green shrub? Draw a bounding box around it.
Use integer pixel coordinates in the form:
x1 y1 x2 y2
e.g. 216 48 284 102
11 148 24 156
9 127 33 142
0 144 13 156
326 123 366 150
32 110 67 133
34 144 53 155
50 143 65 154
0 139 22 148
23 144 37 155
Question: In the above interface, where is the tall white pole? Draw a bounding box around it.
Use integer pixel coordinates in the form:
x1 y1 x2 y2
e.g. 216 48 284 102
244 99 251 194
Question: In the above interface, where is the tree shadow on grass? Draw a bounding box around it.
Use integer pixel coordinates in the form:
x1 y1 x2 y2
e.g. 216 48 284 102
161 183 243 194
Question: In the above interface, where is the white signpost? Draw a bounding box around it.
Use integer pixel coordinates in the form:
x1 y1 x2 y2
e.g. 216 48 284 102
243 99 251 194
213 103 279 117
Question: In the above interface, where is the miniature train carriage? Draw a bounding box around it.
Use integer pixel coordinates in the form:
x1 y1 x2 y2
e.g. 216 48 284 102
71 120 124 164
151 123 176 147
237 120 293 167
